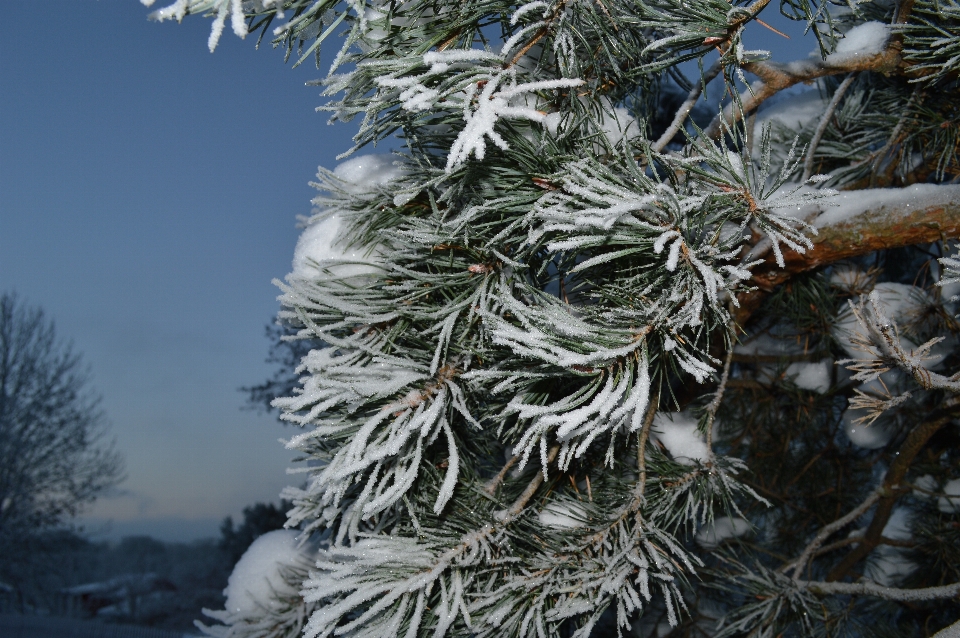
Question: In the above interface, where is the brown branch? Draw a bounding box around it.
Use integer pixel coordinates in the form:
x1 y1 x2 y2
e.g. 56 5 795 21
496 444 560 521
484 453 520 495
735 185 960 327
825 396 960 581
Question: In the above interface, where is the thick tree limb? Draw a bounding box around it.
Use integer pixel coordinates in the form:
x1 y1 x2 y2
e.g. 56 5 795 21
736 184 960 325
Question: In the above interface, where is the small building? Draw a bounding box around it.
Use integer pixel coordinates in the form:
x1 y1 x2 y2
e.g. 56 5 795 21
58 573 176 621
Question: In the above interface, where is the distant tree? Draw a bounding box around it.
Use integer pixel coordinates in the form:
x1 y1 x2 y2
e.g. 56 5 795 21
0 293 124 557
243 322 319 416
219 500 292 565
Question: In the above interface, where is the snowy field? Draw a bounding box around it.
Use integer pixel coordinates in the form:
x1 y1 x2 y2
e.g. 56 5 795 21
0 614 199 638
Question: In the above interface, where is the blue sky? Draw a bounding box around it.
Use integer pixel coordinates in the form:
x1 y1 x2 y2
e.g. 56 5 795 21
0 1 814 543
0 0 359 542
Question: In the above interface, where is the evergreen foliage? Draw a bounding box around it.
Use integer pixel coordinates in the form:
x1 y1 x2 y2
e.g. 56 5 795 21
144 0 960 635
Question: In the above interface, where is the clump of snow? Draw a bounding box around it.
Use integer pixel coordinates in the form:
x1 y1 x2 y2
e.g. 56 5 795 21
833 283 932 359
756 90 825 131
539 501 588 529
651 412 711 465
734 333 808 357
784 360 833 393
841 406 897 449
825 22 890 66
291 215 382 279
867 507 916 586
695 516 751 549
223 530 313 619
938 478 960 514
333 154 406 194
596 97 641 148
913 474 938 499
830 265 875 295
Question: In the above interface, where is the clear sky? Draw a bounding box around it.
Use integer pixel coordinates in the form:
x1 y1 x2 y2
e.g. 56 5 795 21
0 1 814 543
0 0 358 542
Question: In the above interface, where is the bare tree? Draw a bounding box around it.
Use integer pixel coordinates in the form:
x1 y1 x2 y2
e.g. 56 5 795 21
0 293 124 547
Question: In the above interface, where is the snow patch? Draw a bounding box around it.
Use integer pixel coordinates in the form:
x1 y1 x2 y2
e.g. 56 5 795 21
756 90 825 131
814 184 960 230
333 154 406 194
825 22 890 66
841 408 896 449
938 478 960 514
913 474 938 499
867 507 916 586
695 516 751 549
539 501 589 529
291 215 382 279
784 360 833 393
223 530 313 619
651 412 711 465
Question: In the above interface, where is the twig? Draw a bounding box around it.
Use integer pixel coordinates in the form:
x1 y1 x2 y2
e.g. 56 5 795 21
484 453 520 495
638 386 661 498
802 72 857 182
705 321 737 454
652 59 722 152
783 486 882 578
496 445 560 520
800 579 960 602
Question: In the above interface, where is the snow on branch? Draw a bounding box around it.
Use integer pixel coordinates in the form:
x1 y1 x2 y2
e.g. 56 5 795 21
375 44 582 173
143 0 251 51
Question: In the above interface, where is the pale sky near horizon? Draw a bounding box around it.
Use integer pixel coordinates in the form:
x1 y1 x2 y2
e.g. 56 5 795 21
0 1 813 543
0 0 359 542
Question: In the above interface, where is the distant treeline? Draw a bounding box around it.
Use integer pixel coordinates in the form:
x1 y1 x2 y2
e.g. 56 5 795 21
0 500 290 633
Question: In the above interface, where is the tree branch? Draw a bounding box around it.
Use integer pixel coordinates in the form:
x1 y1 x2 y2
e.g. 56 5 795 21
736 184 960 326
800 579 960 602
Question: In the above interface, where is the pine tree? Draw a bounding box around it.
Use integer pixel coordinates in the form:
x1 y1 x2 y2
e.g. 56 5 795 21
143 0 960 635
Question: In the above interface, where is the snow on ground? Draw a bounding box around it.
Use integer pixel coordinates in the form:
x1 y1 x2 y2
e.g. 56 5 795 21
695 516 751 549
223 530 313 619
